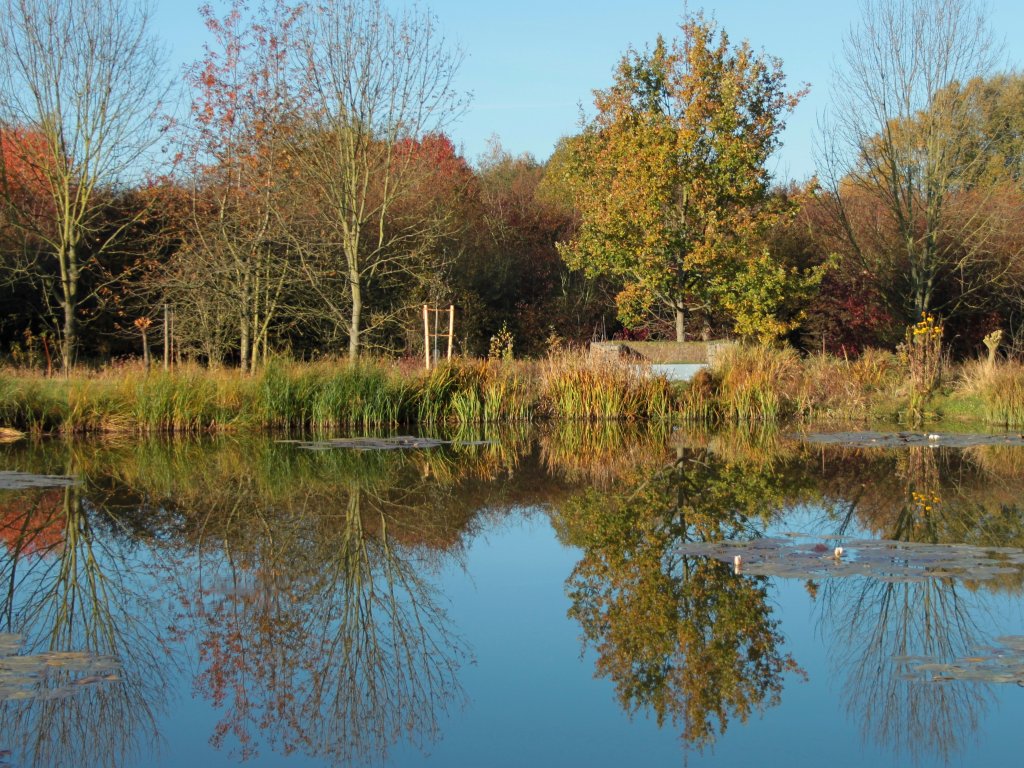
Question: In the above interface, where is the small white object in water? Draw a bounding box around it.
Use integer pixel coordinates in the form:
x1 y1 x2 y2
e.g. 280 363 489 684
733 555 742 574
928 434 940 441
834 546 844 558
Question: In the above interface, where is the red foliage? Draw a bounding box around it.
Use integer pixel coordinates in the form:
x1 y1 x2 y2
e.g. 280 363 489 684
0 490 66 557
0 126 55 224
393 132 475 207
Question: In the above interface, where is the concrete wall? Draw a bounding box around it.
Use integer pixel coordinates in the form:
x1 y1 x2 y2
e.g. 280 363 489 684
590 340 734 364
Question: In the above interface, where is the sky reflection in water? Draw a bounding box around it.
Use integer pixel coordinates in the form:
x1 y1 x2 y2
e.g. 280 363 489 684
0 427 1023 767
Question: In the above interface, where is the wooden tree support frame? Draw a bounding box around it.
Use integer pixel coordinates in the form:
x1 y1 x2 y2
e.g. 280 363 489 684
423 304 455 369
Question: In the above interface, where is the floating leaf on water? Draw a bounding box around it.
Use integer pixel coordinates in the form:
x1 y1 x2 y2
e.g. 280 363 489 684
0 646 123 702
676 536 1024 584
0 471 77 490
0 634 21 656
280 436 494 452
796 431 1024 449
902 636 1024 685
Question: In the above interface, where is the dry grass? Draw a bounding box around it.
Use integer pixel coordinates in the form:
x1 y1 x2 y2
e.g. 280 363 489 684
539 350 672 421
956 359 1024 426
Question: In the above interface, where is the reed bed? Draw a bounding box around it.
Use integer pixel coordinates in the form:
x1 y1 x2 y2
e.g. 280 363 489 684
0 353 679 434
957 359 1024 427
540 351 672 420
6 342 1021 434
681 344 906 424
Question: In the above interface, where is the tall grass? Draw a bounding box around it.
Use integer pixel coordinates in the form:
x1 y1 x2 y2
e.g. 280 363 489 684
957 359 1024 426
681 344 905 424
8 340 1014 434
714 344 802 422
540 351 672 420
257 360 412 430
0 353 675 434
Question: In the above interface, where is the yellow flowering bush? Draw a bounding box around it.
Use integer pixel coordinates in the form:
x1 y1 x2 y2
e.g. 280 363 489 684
899 313 944 412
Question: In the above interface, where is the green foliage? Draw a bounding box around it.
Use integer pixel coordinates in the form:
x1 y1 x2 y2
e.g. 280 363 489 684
558 13 805 338
555 451 804 749
717 251 824 344
487 322 515 360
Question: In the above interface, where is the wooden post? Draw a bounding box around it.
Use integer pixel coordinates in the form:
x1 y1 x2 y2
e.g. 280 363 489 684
163 303 170 371
423 305 430 370
447 304 454 360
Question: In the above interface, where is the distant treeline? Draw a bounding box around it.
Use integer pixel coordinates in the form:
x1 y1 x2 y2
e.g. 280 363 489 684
1 0 1022 370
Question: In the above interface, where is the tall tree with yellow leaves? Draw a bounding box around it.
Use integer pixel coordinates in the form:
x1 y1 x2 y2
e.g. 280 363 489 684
559 13 806 342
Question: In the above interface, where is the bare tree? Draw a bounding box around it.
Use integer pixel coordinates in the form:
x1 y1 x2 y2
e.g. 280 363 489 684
819 0 1000 321
172 0 304 371
292 0 465 359
0 0 168 368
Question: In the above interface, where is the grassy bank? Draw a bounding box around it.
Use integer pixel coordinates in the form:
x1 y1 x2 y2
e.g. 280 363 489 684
0 352 674 434
2 344 1022 435
684 344 1024 428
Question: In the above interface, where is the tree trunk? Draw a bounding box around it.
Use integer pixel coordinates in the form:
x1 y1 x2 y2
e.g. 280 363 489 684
59 244 79 371
349 271 362 360
675 304 685 343
61 297 76 372
240 314 250 373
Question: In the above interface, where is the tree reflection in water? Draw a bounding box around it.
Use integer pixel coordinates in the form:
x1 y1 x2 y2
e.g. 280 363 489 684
554 444 807 750
0 452 170 768
1 429 1023 766
143 439 524 763
174 479 471 763
811 444 1024 765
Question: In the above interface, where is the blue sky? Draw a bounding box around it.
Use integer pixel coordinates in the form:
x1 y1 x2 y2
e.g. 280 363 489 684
153 0 1024 181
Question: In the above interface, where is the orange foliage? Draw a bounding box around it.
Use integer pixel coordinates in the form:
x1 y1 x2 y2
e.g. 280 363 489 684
0 126 55 224
0 490 66 557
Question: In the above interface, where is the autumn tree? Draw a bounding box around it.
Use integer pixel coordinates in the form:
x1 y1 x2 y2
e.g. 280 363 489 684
558 14 805 342
170 0 305 370
442 140 609 356
0 0 169 368
554 449 804 749
819 0 1000 323
290 0 465 359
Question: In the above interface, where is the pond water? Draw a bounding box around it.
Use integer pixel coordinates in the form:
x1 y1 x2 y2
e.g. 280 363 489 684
1 425 1023 767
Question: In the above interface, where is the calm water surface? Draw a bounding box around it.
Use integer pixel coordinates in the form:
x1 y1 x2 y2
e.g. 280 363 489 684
1 426 1023 767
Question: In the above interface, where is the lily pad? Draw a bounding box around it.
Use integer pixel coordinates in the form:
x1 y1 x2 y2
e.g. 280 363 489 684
279 436 492 451
0 471 77 490
678 535 1024 583
0 633 122 702
795 431 1024 449
903 638 1024 684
